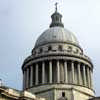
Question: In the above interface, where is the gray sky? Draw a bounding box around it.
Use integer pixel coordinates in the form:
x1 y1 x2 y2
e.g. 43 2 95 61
0 0 100 96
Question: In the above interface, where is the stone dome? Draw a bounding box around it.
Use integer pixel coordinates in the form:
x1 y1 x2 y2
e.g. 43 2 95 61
35 27 79 47
22 9 94 97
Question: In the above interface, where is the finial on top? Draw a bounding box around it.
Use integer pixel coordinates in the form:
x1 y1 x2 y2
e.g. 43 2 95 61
55 2 58 12
49 2 64 28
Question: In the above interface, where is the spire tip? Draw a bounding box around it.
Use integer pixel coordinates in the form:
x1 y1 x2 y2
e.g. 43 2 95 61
55 2 58 12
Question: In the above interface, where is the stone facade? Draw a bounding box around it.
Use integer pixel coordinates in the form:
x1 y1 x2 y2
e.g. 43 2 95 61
0 86 45 100
89 97 100 100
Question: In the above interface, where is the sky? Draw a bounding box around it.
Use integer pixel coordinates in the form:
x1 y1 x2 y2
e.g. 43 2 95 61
0 0 100 96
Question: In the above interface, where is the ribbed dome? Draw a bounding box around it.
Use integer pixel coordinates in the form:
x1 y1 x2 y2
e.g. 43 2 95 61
35 27 79 47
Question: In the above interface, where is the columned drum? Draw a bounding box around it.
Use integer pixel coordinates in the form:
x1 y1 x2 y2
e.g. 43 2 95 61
22 9 94 100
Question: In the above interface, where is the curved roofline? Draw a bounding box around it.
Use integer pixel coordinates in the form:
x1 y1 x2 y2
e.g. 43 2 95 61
35 27 79 48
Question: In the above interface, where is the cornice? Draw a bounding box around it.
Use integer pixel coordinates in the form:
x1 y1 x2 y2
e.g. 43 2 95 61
22 53 93 70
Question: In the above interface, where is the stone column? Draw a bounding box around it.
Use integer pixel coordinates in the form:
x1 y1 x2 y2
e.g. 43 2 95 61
90 69 93 89
30 66 33 87
89 68 93 89
71 62 75 83
49 61 52 83
78 63 81 85
42 62 45 84
64 61 68 83
87 67 90 88
83 65 86 86
35 64 39 85
57 60 60 83
26 68 29 88
23 70 25 90
90 69 92 88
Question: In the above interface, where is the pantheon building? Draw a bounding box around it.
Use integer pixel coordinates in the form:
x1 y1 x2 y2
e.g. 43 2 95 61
0 5 100 100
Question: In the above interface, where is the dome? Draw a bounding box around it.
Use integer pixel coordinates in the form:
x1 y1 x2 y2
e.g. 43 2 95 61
35 27 79 47
35 10 79 48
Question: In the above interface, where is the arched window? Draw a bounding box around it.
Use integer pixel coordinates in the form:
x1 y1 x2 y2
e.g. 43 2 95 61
48 46 52 51
58 45 63 51
55 16 58 21
67 46 72 52
39 48 43 53
74 49 78 54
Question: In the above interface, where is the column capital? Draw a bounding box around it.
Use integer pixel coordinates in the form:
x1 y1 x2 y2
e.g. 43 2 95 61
78 62 81 65
71 61 74 63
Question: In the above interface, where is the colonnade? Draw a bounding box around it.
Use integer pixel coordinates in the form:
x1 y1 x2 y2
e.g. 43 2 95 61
23 60 93 90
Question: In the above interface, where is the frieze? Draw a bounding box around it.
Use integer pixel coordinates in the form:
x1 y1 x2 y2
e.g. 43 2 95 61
22 55 92 70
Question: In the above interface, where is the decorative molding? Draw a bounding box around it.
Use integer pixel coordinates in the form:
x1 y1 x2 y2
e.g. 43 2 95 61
22 55 93 70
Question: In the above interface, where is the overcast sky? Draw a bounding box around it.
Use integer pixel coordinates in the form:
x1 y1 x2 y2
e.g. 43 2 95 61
0 0 100 96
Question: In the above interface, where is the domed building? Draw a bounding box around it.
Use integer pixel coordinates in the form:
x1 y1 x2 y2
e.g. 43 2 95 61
22 7 97 100
0 4 100 100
